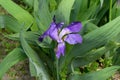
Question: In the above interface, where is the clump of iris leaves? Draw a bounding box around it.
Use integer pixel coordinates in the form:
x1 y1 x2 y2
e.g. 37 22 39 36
0 0 120 80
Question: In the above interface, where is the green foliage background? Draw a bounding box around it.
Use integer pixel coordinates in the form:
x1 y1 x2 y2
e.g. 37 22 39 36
0 0 120 80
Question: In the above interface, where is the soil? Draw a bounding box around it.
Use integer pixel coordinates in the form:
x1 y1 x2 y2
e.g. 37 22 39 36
0 32 35 80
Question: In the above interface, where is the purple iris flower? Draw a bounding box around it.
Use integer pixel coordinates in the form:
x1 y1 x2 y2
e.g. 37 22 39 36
39 18 82 59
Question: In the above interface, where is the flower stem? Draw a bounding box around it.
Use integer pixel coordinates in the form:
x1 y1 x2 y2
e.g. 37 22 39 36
71 62 75 73
56 58 59 80
109 0 112 21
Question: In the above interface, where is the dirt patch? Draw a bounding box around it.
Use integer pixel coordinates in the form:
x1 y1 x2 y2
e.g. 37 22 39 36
112 72 120 80
2 59 35 80
0 32 35 80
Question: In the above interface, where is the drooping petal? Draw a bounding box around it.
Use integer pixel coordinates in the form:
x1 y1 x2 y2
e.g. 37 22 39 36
64 34 82 44
49 27 60 42
56 42 65 59
66 22 82 33
39 21 59 41
39 32 48 42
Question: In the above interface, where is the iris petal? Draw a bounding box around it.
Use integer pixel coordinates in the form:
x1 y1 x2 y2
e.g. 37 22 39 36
64 34 82 44
49 27 60 42
59 22 82 39
56 42 65 59
66 22 82 33
56 22 64 29
39 32 48 42
39 21 59 41
39 17 83 59
59 28 69 39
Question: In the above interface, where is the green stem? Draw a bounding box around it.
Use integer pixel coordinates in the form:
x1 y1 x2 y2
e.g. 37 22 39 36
56 58 59 80
71 61 75 73
109 0 112 21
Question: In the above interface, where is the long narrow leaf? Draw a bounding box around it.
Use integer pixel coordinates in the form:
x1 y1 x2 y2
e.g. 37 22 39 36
60 15 120 72
0 48 27 79
20 31 50 80
0 0 36 30
34 0 52 31
72 47 106 68
0 15 22 32
68 66 120 80
56 0 75 24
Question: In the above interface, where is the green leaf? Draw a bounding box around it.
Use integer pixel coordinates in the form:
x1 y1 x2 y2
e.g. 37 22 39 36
77 3 98 21
81 22 98 35
70 0 88 21
60 15 120 72
100 0 104 7
5 31 39 45
0 15 22 32
34 0 52 31
72 47 106 68
94 0 116 24
23 0 34 7
113 47 120 65
0 0 37 30
68 66 120 80
0 48 27 79
49 0 57 12
112 1 120 20
29 60 37 76
73 33 120 68
20 31 50 80
56 0 75 24
36 40 51 48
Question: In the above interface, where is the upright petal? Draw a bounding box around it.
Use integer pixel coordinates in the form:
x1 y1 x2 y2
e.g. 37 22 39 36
66 22 82 33
64 34 82 44
56 42 65 59
56 22 64 29
53 15 64 29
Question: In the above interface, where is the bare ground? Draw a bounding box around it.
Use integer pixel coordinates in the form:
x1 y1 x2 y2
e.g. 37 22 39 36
0 32 35 80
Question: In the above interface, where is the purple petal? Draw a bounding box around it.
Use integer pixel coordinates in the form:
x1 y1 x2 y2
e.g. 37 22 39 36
53 16 64 29
39 33 48 42
64 34 82 44
66 22 82 33
39 30 49 42
39 21 60 41
56 22 64 29
59 22 82 39
59 28 70 39
56 42 65 59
